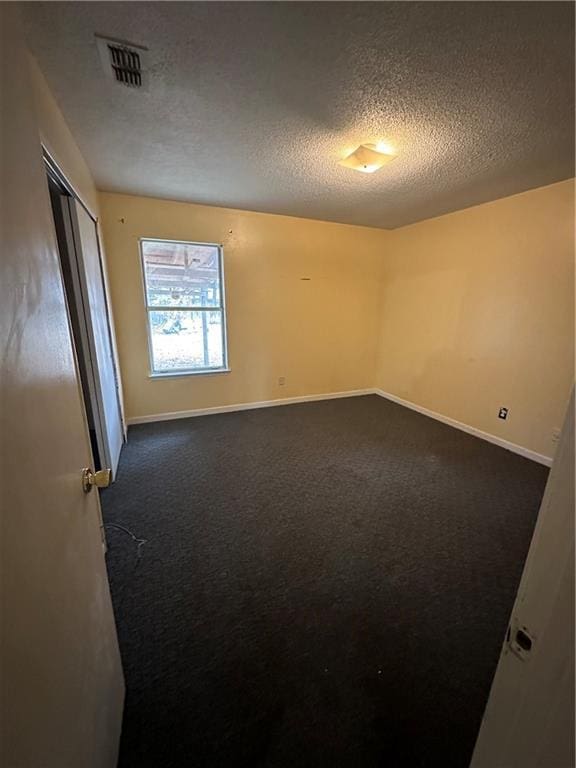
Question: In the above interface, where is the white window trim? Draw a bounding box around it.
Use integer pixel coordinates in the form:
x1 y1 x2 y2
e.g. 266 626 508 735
139 237 230 377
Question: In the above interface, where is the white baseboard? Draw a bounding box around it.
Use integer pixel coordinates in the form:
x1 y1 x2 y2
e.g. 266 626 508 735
374 389 553 467
126 388 375 425
127 386 553 466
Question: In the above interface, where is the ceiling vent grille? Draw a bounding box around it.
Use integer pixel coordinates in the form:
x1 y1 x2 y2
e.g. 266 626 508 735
96 35 148 89
109 45 141 87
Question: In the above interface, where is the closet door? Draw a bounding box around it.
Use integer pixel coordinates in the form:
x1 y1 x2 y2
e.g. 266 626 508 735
69 199 124 477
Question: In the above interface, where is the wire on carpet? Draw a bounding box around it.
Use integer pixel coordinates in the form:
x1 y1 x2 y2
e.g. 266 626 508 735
104 523 148 565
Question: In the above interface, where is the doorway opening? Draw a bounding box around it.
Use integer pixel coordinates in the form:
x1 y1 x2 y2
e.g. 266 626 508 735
45 153 124 478
48 174 102 468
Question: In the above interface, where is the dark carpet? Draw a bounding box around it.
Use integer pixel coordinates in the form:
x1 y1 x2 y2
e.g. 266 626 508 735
101 395 548 768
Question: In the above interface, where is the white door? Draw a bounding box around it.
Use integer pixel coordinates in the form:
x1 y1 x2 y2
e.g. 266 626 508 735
470 390 574 768
1 5 124 767
71 199 124 477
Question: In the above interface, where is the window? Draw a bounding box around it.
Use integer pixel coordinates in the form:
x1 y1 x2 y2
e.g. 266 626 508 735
140 239 228 375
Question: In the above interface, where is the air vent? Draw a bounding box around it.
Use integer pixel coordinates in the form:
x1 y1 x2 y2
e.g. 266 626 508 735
95 35 148 89
109 45 141 87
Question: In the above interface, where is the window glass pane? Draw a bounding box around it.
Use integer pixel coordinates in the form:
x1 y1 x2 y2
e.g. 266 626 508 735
149 310 224 372
142 240 221 308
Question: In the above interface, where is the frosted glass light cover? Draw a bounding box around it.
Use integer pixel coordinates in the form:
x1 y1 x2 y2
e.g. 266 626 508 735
338 144 396 173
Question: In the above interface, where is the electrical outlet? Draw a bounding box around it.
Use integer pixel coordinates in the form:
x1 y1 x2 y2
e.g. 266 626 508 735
498 407 508 420
278 376 286 386
552 428 561 443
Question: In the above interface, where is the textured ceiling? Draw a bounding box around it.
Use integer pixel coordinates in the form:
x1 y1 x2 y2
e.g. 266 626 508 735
24 2 574 229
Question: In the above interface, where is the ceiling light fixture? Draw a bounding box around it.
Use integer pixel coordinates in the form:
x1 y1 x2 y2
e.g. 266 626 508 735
338 143 396 174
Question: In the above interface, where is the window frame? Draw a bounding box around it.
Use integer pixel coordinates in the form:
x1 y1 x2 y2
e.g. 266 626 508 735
139 237 230 378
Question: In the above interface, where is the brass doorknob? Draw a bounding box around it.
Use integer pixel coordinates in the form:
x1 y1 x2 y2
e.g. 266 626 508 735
82 467 112 493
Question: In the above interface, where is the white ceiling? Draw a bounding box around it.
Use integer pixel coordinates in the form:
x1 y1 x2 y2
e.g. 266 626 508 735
24 2 574 229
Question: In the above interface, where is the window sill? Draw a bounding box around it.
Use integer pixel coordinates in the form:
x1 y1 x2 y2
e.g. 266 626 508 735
149 368 231 380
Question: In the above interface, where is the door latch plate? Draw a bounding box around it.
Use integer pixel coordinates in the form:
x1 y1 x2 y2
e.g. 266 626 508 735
508 621 535 661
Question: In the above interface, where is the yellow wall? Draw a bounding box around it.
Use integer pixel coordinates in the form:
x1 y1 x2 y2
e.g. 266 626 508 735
28 55 100 216
99 192 388 419
376 179 574 459
28 55 126 425
100 182 574 460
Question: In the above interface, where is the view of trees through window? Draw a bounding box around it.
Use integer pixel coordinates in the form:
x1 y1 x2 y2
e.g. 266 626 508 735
141 239 227 373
